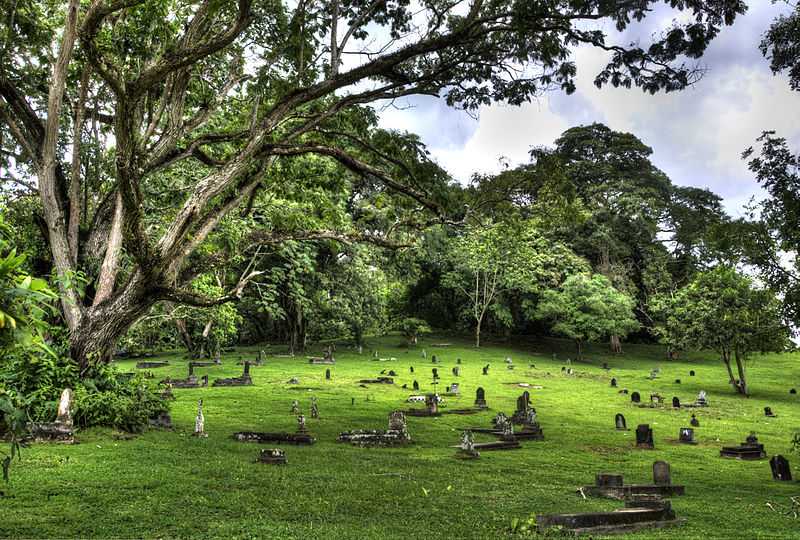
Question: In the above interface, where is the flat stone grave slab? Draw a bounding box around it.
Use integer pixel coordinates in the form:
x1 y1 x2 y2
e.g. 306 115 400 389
256 448 287 464
136 361 169 369
582 473 686 500
233 431 316 445
720 438 767 460
358 377 394 384
537 501 684 536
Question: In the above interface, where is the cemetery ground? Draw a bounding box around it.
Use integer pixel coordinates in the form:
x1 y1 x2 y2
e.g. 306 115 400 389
1 336 799 539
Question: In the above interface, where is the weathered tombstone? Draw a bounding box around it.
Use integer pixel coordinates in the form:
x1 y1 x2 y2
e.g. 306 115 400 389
431 354 438 363
474 387 487 408
505 357 513 364
689 370 695 376
297 415 307 433
695 390 708 407
413 380 419 391
672 397 680 408
690 414 700 427
650 393 663 405
635 424 654 449
561 366 566 372
257 448 287 465
448 383 460 395
287 377 299 384
770 455 792 481
631 391 641 403
653 461 671 485
791 388 797 394
188 362 195 377
679 427 696 444
452 366 460 377
455 430 480 459
482 365 489 375
201 374 209 387
425 394 439 414
566 368 573 375
388 370 397 377
310 397 319 419
291 400 300 414
610 377 617 388
615 413 627 431
432 367 439 380
193 399 208 438
410 366 414 373
764 406 776 417
457 358 462 365
325 368 331 380
648 369 659 380
421 349 427 359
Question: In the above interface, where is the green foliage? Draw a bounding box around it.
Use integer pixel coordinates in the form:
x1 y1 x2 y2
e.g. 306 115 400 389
395 317 431 345
535 274 638 358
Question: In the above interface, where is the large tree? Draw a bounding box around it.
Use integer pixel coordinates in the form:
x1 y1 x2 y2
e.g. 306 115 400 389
0 0 747 372
652 267 789 395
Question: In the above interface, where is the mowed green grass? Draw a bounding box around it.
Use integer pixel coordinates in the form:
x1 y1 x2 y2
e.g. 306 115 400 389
1 335 799 539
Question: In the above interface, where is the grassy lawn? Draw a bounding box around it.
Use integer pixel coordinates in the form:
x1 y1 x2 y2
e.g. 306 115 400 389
1 335 798 539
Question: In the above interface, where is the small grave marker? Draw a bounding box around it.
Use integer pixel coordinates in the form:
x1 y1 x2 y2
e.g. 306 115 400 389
770 455 792 481
631 391 641 403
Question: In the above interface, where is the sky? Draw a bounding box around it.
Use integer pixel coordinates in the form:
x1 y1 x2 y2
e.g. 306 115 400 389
376 2 800 217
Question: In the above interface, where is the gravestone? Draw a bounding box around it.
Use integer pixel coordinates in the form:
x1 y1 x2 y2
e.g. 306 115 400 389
610 378 618 388
297 415 307 433
648 369 659 380
679 427 696 445
325 368 331 380
432 368 439 380
30 388 75 443
431 355 438 363
201 374 208 387
672 397 680 408
615 413 627 431
764 407 776 417
291 400 300 414
388 370 397 377
791 388 797 395
410 366 414 373
452 366 460 377
653 461 671 485
721 432 767 460
457 358 462 365
770 455 792 481
455 430 480 459
193 399 208 438
257 448 287 465
675 379 681 384
448 383 460 395
413 380 419 391
287 377 299 384
424 394 439 415
482 365 489 375
695 390 708 407
690 414 700 427
422 349 427 359
635 424 654 449
505 357 513 364
631 391 641 403
310 397 319 419
689 370 695 376
602 362 609 370
474 387 487 409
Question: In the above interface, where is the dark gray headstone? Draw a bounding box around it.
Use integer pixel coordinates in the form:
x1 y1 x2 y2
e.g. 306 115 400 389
635 424 654 448
615 413 626 430
482 365 489 375
457 358 462 364
432 368 439 379
672 397 680 408
679 427 695 444
689 370 695 376
631 391 641 403
610 377 617 387
770 455 792 481
410 366 414 373
325 368 331 380
675 379 681 384
413 380 419 391
764 406 775 417
791 388 797 395
653 461 671 485
690 414 699 427
474 387 487 408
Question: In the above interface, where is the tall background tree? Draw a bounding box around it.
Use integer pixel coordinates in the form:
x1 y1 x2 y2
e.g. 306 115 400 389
0 0 747 372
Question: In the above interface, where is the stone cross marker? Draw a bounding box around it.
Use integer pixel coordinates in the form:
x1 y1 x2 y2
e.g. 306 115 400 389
615 413 626 431
474 387 487 408
653 461 671 485
631 391 641 403
432 368 439 380
770 455 792 481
